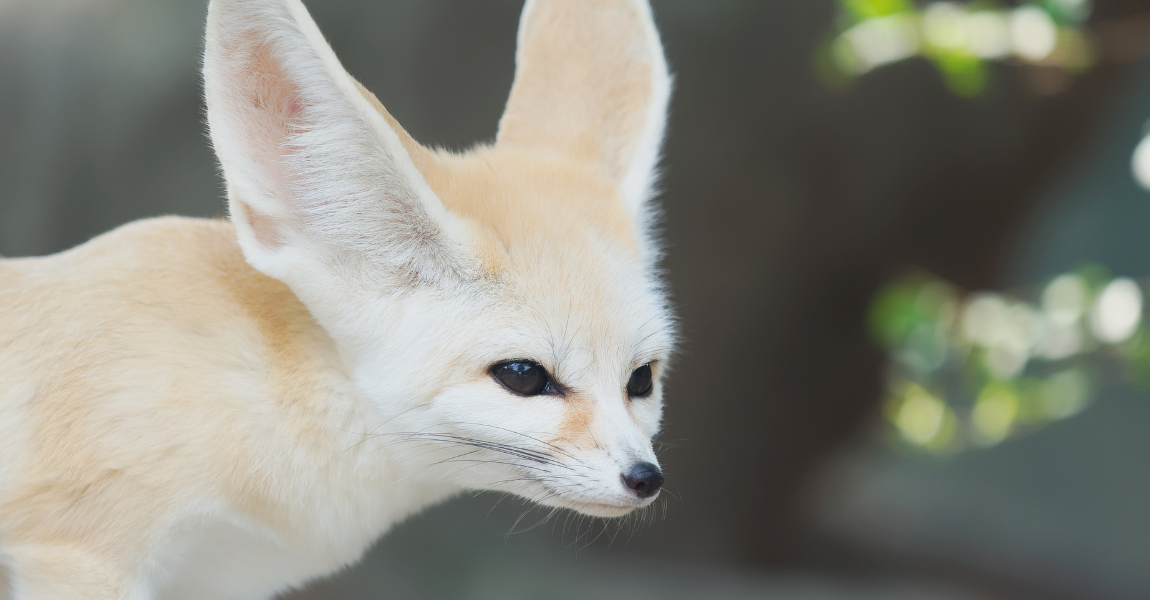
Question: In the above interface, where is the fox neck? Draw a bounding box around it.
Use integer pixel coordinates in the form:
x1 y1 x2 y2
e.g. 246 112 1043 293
224 252 461 545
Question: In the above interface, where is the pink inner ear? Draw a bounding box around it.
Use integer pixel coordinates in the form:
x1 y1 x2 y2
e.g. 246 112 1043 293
243 36 305 160
225 33 308 246
235 200 284 249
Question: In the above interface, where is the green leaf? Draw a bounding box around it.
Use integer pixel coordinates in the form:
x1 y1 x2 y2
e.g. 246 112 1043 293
933 53 988 97
840 0 915 22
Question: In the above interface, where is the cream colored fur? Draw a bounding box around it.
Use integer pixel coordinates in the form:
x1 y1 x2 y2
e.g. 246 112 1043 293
0 0 674 598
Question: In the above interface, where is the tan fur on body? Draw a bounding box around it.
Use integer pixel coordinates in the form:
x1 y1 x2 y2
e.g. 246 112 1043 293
0 220 396 596
0 0 674 597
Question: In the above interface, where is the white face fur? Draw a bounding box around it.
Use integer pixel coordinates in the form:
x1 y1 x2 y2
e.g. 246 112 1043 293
348 261 674 518
203 0 675 518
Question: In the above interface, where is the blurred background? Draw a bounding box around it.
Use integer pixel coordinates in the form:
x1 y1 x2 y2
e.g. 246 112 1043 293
3 0 1150 598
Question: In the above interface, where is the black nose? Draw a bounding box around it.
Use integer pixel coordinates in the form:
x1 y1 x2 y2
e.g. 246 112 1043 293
622 462 664 499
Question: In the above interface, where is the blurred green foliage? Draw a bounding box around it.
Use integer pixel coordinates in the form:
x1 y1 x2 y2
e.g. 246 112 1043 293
841 0 916 20
871 265 1148 454
823 0 1094 96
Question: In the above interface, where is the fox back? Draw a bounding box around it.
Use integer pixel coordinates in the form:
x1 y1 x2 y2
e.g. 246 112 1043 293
0 0 674 598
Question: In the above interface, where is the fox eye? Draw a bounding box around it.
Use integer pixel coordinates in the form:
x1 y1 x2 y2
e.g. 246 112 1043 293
491 361 554 396
627 364 654 398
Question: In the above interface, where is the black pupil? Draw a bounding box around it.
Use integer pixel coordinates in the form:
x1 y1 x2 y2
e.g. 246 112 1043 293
627 364 653 397
492 361 550 396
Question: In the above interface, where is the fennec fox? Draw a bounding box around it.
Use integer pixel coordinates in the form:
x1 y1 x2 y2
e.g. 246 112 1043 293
0 0 673 597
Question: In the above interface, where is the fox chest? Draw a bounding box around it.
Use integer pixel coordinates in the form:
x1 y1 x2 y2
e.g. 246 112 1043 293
147 513 372 600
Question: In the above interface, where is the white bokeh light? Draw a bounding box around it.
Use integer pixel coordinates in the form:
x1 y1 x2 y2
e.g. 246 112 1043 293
1010 6 1057 61
1132 133 1150 191
961 292 1008 346
1036 274 1087 359
1042 274 1088 325
921 3 1011 59
965 11 1011 58
840 14 920 73
1034 318 1082 360
1089 278 1143 344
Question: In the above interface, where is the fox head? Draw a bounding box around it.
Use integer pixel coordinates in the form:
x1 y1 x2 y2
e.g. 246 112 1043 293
203 0 673 518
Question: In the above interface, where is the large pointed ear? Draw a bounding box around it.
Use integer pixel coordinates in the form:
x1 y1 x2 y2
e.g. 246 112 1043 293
203 0 472 294
496 0 671 218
